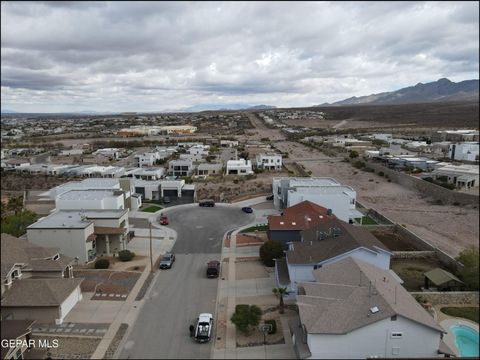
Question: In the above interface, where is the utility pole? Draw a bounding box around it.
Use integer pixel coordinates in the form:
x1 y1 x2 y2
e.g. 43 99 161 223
149 221 153 272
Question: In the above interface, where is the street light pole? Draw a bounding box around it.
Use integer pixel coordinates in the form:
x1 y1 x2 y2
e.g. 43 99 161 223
149 220 153 272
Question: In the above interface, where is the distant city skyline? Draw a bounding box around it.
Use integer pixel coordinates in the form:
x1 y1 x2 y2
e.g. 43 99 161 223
1 1 479 113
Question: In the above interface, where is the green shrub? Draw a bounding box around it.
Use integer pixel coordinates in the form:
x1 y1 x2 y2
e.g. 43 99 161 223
233 179 239 184
440 182 455 190
259 241 285 267
95 258 110 269
118 250 135 262
456 247 479 290
378 171 384 177
231 304 262 334
264 319 277 334
353 160 365 169
349 150 359 159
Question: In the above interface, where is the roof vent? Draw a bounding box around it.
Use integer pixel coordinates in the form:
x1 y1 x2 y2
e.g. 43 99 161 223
306 217 311 222
292 222 296 226
280 221 284 225
370 306 379 314
326 209 333 216
319 215 323 219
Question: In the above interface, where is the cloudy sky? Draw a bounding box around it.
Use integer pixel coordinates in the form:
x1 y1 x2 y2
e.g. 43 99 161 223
1 1 479 113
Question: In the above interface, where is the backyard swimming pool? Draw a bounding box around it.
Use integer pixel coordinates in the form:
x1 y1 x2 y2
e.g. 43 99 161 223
451 325 479 357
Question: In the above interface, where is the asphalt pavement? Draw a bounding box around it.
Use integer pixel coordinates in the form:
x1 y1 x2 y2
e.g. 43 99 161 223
118 205 253 359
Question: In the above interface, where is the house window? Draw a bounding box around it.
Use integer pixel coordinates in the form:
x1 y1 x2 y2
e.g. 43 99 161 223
391 332 403 338
53 254 60 261
391 315 397 321
240 169 246 173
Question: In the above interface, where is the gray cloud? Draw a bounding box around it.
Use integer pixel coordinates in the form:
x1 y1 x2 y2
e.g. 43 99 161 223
1 1 478 112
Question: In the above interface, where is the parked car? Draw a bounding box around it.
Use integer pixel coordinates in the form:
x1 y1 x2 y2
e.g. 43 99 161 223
159 252 175 269
266 195 274 201
159 215 169 225
163 196 171 204
190 313 214 343
241 207 253 214
206 260 220 278
199 199 215 207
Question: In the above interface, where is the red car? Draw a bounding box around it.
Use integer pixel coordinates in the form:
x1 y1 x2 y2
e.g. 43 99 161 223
159 215 169 225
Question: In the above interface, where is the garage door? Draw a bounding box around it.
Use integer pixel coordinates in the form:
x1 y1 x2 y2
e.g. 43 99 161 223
163 189 178 198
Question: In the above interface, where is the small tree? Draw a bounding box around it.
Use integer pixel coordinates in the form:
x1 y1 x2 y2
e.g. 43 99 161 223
349 150 359 159
230 304 262 335
259 241 284 267
272 287 289 314
456 247 479 290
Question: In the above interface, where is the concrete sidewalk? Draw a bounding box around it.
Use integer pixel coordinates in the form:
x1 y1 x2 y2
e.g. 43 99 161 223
212 220 296 359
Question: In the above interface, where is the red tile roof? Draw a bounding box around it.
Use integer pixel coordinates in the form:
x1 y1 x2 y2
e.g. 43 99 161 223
268 200 336 231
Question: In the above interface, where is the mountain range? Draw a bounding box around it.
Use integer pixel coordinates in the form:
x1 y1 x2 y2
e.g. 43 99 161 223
320 78 479 106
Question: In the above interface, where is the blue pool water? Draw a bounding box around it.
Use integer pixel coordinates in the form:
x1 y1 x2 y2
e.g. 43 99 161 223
451 325 479 357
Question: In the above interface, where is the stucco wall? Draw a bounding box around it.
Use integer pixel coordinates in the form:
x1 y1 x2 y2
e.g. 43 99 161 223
27 225 93 263
307 315 440 359
59 286 82 323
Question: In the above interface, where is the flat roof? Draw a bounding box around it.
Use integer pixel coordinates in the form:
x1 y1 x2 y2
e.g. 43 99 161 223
292 185 355 195
29 209 128 229
57 189 122 201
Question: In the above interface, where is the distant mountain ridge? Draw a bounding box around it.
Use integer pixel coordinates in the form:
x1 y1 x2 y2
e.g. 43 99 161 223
321 78 479 106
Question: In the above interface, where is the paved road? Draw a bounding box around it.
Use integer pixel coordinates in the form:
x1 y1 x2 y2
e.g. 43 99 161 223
119 205 253 359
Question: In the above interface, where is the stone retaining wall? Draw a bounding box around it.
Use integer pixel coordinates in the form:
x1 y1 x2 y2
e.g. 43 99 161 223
392 251 436 259
365 161 479 206
410 291 479 306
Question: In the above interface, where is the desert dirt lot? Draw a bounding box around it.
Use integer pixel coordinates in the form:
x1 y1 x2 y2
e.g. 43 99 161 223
274 141 479 257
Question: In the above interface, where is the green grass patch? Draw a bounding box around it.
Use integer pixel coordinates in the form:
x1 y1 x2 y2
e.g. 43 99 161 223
240 224 269 233
141 205 162 213
355 216 377 225
440 307 479 323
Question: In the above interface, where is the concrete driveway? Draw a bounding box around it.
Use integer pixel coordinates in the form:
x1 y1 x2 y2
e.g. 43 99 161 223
119 204 254 359
64 293 124 324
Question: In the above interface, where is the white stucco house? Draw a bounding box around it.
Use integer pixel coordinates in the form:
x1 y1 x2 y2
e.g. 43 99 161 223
256 153 282 170
226 159 253 175
26 209 129 263
448 142 479 162
292 257 451 359
272 177 363 222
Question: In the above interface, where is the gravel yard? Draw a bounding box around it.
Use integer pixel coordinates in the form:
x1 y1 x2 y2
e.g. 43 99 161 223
30 335 101 359
274 141 479 257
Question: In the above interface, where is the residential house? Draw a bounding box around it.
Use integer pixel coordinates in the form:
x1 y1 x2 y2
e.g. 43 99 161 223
55 189 126 210
432 129 479 142
93 148 121 159
197 163 223 177
292 257 450 359
131 167 165 180
272 177 363 222
1 234 82 325
256 153 283 170
275 218 391 293
26 209 129 263
4 159 30 169
134 179 195 202
134 152 160 167
448 142 479 162
431 164 479 189
168 159 194 177
59 149 84 156
220 140 239 148
226 159 253 175
267 201 336 246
